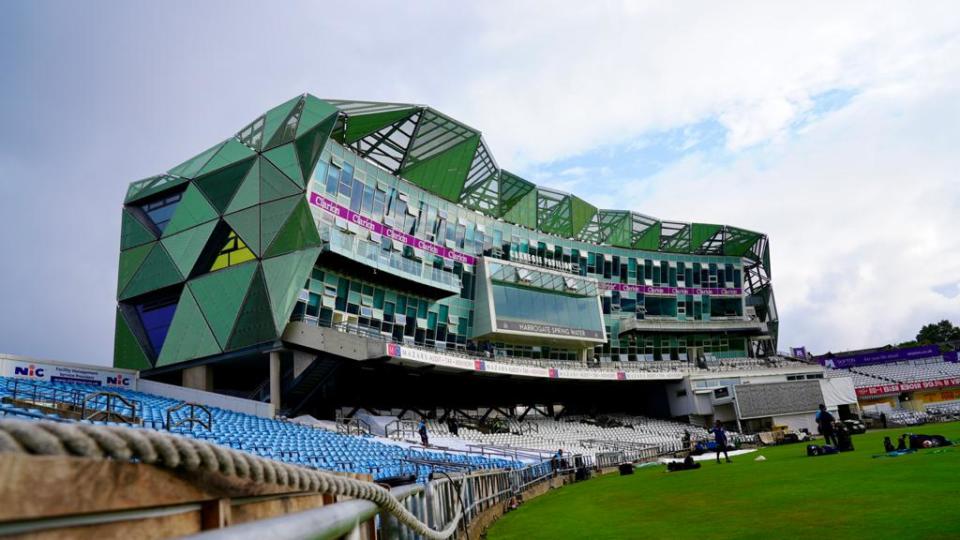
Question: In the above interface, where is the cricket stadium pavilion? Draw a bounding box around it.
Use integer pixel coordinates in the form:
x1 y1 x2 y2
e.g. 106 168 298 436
114 94 779 416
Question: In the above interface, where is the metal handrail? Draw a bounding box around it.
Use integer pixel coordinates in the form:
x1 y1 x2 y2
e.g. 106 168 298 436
165 402 213 431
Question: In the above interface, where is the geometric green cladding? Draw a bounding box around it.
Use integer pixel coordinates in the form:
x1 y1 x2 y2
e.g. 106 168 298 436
343 107 417 144
160 220 217 277
163 184 218 238
400 134 480 202
225 159 261 214
188 261 258 349
297 95 339 139
501 188 538 230
225 267 278 352
114 308 152 371
120 209 156 249
156 287 222 367
263 198 322 258
569 196 597 238
119 94 346 371
691 223 722 251
633 222 661 250
260 96 302 152
119 243 183 301
294 112 338 182
260 158 301 203
264 143 305 188
724 227 761 257
117 241 154 296
260 195 302 255
195 157 256 214
225 205 262 257
195 138 256 178
168 141 226 179
263 246 322 333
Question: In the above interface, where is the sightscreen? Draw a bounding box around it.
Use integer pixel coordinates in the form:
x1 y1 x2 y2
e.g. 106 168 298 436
734 380 824 419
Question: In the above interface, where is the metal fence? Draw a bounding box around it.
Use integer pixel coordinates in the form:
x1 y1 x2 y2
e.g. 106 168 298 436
181 456 564 540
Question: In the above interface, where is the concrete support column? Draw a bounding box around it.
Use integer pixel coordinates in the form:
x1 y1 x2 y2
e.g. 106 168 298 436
182 365 214 391
270 351 282 417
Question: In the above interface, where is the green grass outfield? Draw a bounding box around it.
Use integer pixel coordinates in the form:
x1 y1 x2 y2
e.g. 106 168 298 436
487 422 960 540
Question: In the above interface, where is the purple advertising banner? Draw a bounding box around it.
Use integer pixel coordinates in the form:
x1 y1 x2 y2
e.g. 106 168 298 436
818 344 942 369
944 351 958 363
598 281 742 298
309 191 477 266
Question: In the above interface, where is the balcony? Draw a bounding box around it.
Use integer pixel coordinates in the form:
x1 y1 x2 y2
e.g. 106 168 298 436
322 228 462 297
618 316 767 335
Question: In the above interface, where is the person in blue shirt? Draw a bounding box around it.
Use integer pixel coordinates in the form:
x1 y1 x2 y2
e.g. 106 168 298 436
417 419 429 446
709 420 732 463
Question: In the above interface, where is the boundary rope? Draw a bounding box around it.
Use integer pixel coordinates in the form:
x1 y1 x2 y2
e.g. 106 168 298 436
0 419 461 539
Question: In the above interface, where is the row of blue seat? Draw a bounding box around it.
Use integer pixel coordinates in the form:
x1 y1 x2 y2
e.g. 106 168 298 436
0 377 520 481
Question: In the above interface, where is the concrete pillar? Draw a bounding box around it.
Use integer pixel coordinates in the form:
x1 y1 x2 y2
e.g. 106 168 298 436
292 351 315 379
182 366 214 391
270 351 282 416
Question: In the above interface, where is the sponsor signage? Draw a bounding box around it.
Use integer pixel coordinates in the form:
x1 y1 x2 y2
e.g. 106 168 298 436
308 192 476 266
819 344 942 369
1 359 136 388
945 351 958 363
855 377 960 397
495 319 605 341
599 281 742 298
386 344 682 381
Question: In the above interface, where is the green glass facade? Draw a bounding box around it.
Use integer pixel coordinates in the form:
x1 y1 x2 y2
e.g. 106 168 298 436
115 95 777 371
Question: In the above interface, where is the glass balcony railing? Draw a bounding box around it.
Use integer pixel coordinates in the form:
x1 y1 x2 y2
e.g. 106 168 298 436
323 227 461 292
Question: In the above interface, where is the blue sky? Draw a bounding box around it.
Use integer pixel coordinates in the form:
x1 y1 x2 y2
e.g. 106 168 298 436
2 1 959 365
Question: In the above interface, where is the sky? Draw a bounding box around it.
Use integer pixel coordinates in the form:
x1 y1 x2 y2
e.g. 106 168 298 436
1 1 959 366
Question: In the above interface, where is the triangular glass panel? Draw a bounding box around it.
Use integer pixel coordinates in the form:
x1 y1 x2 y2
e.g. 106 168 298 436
156 288 222 367
188 261 258 348
161 220 217 277
225 205 261 256
226 267 278 351
263 143 305 188
163 183 218 237
260 158 300 203
263 199 321 258
120 244 184 300
210 230 257 272
296 95 339 138
262 247 322 332
117 241 155 297
295 114 338 181
260 96 302 152
260 195 300 252
195 157 256 214
137 189 185 234
168 141 226 179
264 97 305 151
224 158 260 214
132 289 181 357
120 209 157 250
195 138 256 177
114 308 153 370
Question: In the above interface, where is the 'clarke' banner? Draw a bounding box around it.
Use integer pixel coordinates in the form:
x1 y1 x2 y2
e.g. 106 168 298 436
309 192 477 266
598 281 742 298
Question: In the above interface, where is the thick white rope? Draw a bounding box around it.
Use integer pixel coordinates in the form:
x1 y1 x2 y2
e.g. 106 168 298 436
0 419 461 540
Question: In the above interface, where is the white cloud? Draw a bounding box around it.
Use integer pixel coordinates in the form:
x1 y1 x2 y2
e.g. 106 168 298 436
613 62 960 352
438 1 960 168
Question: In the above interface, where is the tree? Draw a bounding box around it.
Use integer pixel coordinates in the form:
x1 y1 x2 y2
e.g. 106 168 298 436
916 320 960 345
